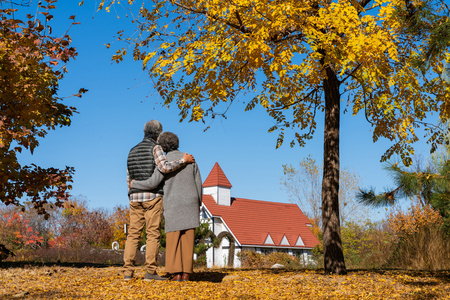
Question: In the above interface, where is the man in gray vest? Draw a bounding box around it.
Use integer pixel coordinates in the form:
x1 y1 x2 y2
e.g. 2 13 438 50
124 120 194 281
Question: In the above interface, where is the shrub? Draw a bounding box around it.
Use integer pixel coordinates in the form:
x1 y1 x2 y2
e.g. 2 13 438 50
0 210 43 251
266 252 303 268
388 225 450 270
341 220 393 269
387 204 450 270
194 253 206 268
55 200 114 249
237 250 305 269
237 250 265 268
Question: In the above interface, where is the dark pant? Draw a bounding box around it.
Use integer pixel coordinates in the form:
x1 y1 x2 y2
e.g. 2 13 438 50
165 228 195 274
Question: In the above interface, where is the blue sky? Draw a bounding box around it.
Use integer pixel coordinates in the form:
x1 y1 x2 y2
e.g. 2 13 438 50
16 1 438 219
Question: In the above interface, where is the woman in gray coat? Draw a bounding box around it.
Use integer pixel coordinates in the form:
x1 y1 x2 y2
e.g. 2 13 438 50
131 132 202 282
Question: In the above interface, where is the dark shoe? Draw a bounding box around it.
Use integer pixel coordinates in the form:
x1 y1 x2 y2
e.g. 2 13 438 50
181 273 189 282
144 272 167 281
171 274 182 282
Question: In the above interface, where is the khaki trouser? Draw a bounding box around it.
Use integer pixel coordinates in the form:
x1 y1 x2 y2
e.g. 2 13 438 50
165 228 195 274
123 197 163 276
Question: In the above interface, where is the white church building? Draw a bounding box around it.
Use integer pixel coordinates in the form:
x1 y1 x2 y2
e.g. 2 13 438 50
200 162 319 268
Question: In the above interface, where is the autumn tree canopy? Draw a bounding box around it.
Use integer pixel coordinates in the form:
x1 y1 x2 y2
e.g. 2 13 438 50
100 0 450 274
0 0 86 217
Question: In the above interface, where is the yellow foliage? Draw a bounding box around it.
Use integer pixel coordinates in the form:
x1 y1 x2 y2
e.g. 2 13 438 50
0 266 449 299
388 202 444 237
109 205 129 248
62 199 88 217
308 216 322 240
97 0 450 156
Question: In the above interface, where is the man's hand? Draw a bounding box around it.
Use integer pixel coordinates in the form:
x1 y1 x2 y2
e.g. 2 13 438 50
183 153 195 163
129 180 135 189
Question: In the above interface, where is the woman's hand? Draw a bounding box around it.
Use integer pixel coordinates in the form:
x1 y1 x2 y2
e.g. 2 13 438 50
129 180 135 189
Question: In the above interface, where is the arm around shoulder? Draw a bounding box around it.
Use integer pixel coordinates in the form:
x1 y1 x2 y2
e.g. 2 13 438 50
154 145 189 173
131 169 164 190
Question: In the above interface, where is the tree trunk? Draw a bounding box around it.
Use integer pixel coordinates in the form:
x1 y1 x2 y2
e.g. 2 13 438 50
321 65 347 275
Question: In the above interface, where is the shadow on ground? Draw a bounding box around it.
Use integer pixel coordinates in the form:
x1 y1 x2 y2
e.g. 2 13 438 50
190 271 230 283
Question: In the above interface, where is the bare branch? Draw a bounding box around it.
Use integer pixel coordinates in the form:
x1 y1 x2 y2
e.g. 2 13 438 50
171 0 251 34
272 88 319 111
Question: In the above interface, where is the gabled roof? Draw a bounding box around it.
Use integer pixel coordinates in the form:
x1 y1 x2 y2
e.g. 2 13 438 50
202 162 232 188
202 195 319 249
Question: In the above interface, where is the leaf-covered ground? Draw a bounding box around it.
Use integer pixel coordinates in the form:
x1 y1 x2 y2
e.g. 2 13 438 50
1 264 449 299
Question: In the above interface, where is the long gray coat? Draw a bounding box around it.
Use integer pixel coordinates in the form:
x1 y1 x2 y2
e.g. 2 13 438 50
132 150 202 233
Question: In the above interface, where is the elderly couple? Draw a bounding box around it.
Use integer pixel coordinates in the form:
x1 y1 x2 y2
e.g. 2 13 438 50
123 120 202 282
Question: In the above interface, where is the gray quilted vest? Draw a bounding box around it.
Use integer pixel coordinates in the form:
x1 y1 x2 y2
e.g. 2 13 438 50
127 137 164 195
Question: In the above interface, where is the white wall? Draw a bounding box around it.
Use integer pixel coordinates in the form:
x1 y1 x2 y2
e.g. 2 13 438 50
203 186 231 206
202 214 241 268
234 247 241 268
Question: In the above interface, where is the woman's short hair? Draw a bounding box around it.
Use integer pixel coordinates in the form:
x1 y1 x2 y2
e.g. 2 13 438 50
157 132 179 152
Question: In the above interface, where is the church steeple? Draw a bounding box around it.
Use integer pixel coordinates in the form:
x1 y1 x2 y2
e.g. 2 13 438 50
203 162 232 206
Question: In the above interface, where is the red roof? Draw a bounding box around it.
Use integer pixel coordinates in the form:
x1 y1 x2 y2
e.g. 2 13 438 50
202 195 319 249
202 162 232 188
